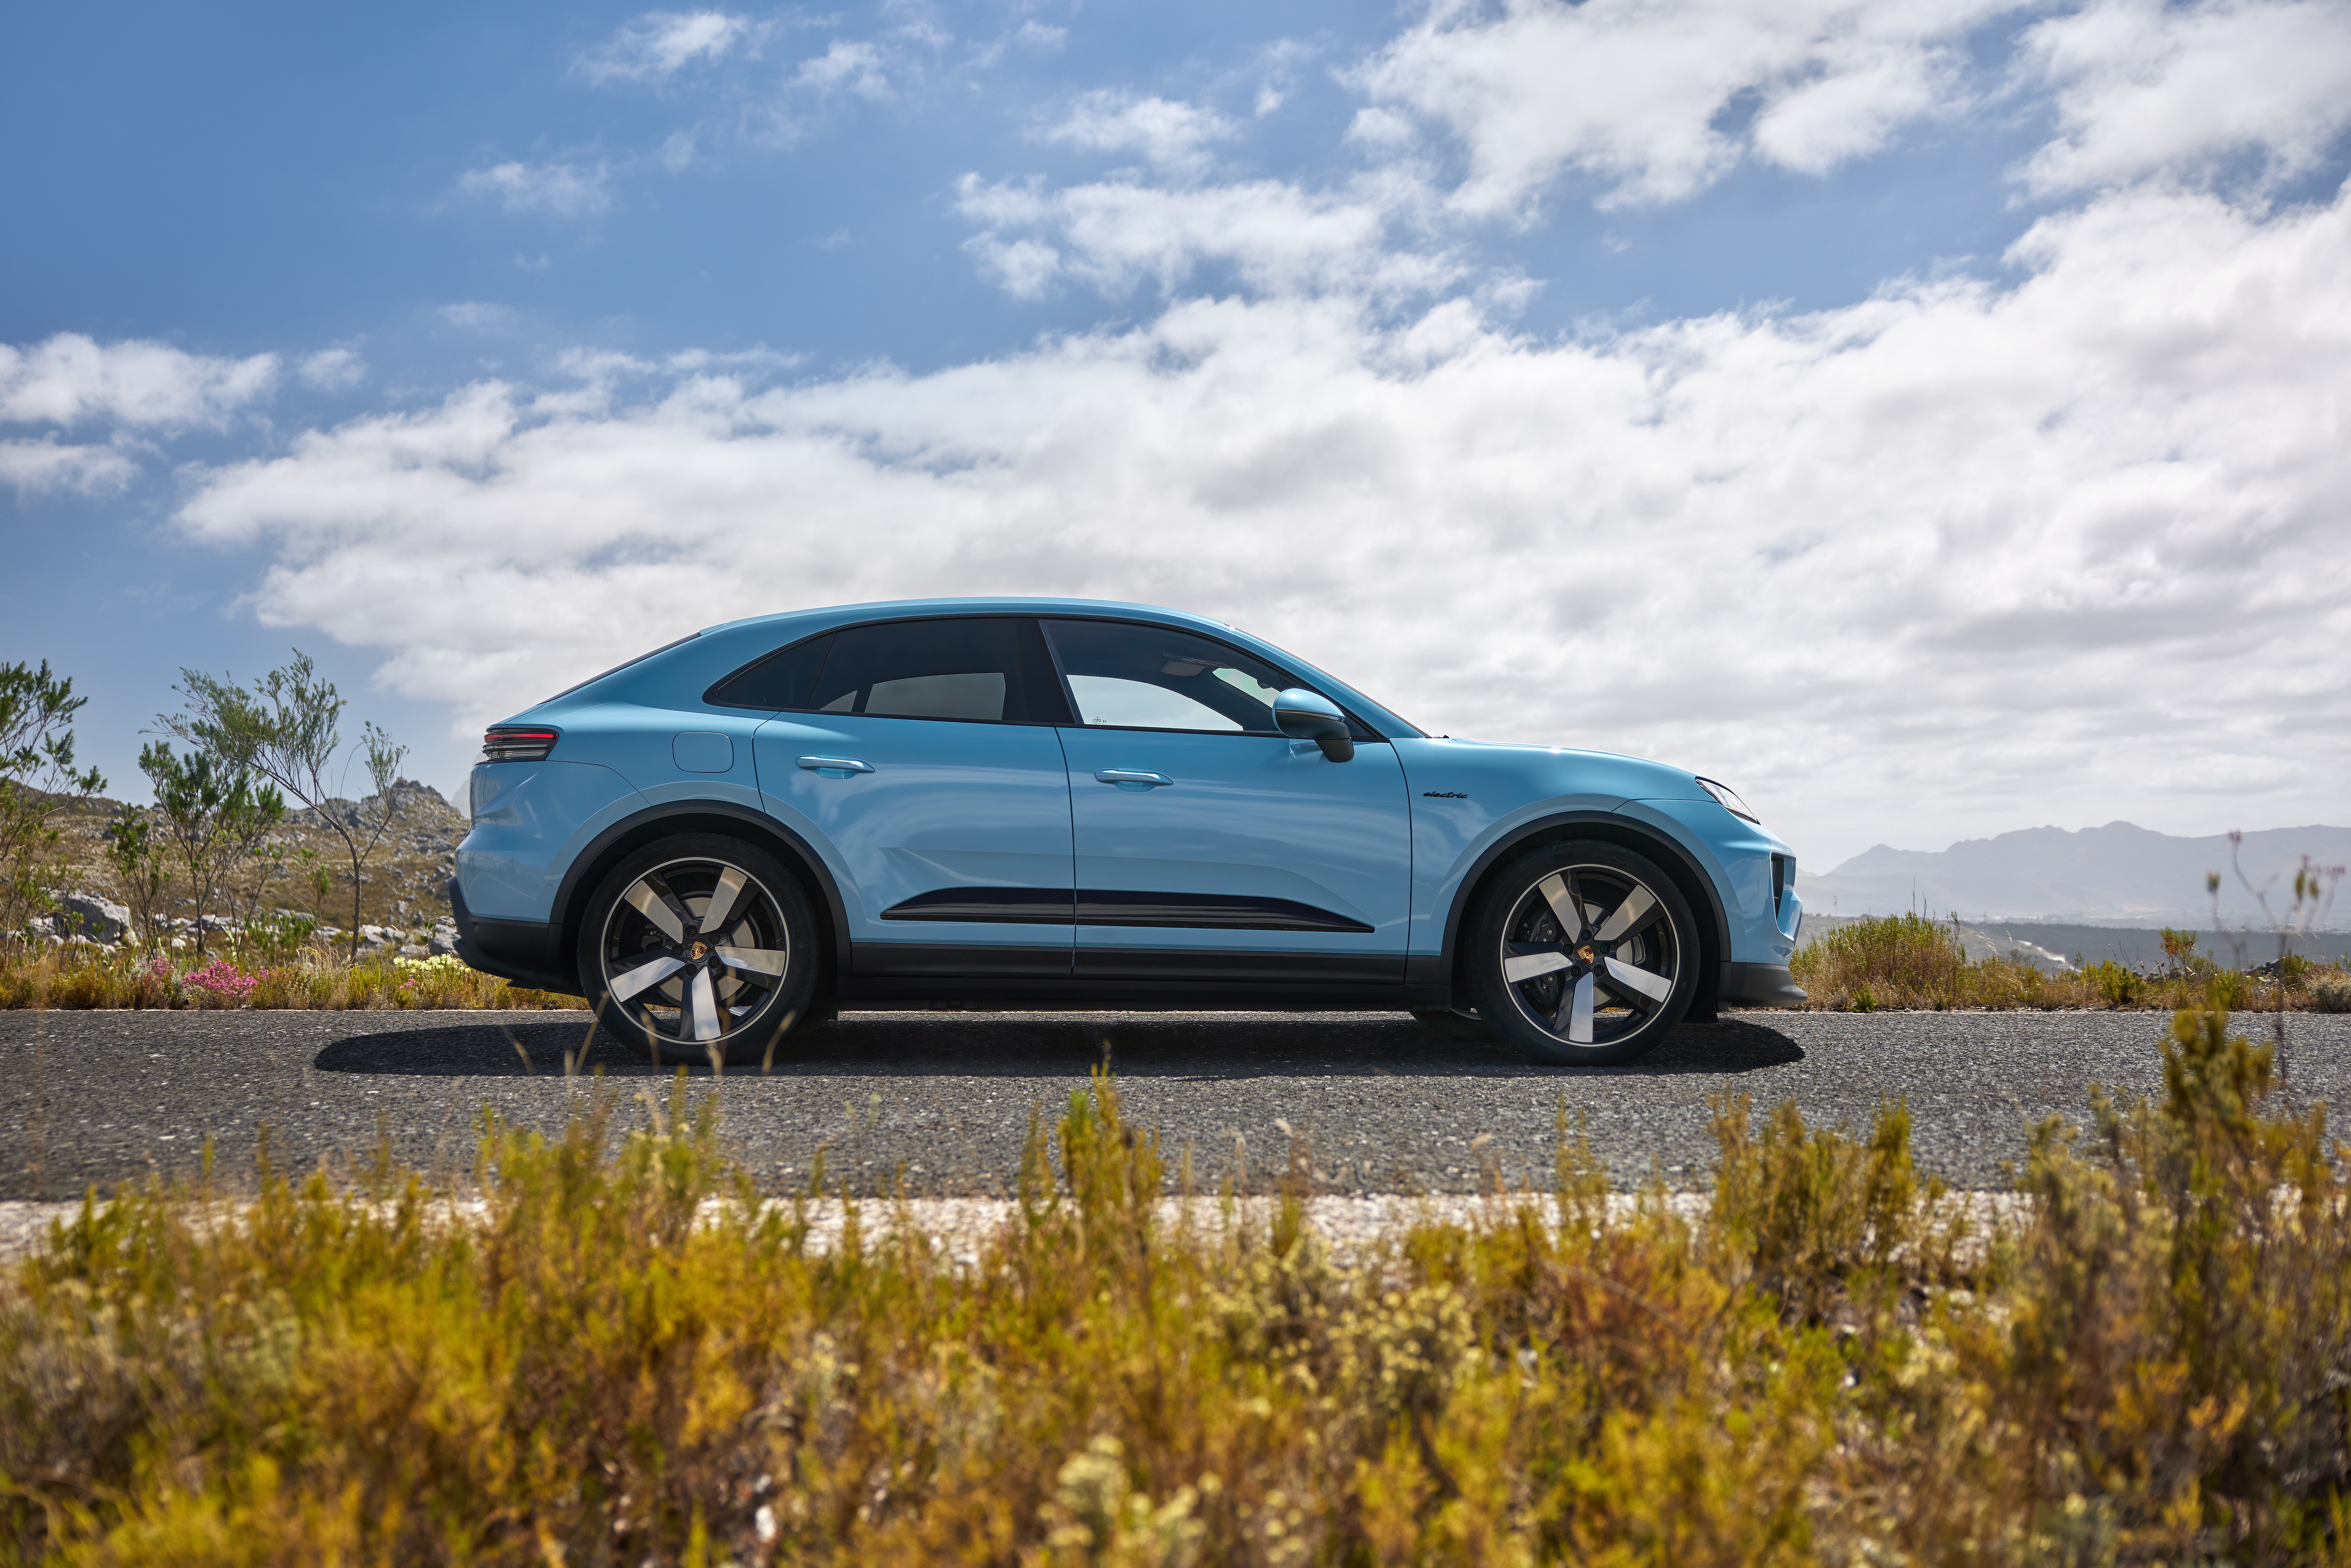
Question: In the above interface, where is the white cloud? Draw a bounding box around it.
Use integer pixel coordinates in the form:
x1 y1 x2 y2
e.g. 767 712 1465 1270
956 169 1459 300
1344 107 1418 150
1016 21 1068 49
0 438 138 495
962 233 1066 299
1353 0 2019 213
0 333 277 429
172 176 2351 862
438 302 521 330
793 40 892 100
298 348 368 391
459 160 614 217
578 10 756 84
1045 91 1237 178
2017 0 2351 196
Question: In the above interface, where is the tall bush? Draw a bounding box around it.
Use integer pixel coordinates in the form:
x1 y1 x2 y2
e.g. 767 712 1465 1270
0 659 105 931
101 804 174 952
163 650 406 962
137 741 284 956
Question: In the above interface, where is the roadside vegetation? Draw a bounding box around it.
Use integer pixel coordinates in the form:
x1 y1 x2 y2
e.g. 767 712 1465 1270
2 650 498 1009
0 945 583 1011
1795 909 2351 1014
4 1010 2348 1563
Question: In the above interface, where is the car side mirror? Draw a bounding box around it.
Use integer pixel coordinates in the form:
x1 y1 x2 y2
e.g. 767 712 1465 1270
1272 688 1355 762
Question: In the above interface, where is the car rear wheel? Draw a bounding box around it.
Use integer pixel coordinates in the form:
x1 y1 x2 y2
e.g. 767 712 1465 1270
1467 841 1697 1065
577 835 820 1067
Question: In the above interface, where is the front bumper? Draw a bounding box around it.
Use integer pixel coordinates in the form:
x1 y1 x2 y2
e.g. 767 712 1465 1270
449 877 579 996
1719 961 1807 1007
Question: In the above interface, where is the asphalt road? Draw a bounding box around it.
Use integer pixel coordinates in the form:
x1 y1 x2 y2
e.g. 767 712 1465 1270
5 1008 2347 1199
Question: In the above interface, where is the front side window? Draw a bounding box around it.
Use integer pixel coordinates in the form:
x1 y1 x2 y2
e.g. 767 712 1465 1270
1042 619 1313 735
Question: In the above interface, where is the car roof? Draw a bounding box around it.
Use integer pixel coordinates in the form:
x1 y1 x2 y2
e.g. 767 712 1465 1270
702 596 1245 641
543 597 1425 738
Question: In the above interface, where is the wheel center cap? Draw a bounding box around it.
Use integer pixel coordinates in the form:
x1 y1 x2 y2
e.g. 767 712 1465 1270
687 940 710 962
1576 943 1596 964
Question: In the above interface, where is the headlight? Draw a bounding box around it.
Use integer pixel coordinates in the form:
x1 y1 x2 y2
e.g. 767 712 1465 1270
1695 777 1760 824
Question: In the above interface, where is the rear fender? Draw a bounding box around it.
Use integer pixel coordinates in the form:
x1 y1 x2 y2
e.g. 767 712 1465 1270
549 801 854 989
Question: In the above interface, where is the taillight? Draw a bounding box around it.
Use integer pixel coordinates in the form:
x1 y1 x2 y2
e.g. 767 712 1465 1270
482 728 558 762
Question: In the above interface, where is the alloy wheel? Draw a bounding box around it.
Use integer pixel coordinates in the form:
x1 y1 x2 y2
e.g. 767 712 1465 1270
596 856 792 1048
1495 863 1683 1049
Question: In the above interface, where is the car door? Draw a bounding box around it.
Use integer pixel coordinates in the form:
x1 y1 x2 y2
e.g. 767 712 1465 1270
1043 617 1413 982
740 616 1077 976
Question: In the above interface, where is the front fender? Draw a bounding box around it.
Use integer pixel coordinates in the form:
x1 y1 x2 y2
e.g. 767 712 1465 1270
1393 738 1715 960
1617 798 1797 967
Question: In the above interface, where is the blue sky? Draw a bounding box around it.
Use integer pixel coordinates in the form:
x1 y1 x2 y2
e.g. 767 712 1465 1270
5 0 2350 868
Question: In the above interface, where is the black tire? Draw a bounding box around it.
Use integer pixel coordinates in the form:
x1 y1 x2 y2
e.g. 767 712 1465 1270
1410 1007 1494 1043
1466 841 1698 1065
576 834 820 1067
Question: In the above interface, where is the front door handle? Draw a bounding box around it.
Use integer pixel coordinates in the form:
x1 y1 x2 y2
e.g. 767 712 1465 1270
1095 769 1174 789
797 755 874 779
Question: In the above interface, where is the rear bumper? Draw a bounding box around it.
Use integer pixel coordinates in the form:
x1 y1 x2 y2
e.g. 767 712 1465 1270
1720 961 1807 1008
449 878 579 996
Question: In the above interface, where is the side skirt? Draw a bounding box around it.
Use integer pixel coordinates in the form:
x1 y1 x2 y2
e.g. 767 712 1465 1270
834 974 1450 1010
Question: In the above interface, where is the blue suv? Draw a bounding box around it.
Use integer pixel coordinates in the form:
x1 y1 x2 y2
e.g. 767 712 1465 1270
450 599 1803 1065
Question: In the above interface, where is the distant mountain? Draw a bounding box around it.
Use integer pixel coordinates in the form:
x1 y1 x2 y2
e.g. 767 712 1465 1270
1796 822 2351 928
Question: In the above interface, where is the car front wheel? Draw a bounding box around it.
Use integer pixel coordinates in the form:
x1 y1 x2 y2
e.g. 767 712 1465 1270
577 834 819 1067
1467 841 1698 1065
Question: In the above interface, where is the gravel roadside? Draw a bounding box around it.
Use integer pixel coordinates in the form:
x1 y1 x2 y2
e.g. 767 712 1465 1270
5 1007 2346 1205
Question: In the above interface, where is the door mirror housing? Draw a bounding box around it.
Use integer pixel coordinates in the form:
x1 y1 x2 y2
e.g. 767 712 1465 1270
1271 689 1355 762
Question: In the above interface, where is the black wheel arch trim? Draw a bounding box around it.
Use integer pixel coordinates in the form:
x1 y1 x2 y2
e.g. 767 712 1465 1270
1435 809 1732 1007
446 876 577 994
545 800 855 987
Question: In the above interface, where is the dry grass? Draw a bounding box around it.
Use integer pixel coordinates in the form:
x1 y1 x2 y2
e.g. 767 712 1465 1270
0 943 583 1011
3 1010 2348 1563
1791 910 2345 1012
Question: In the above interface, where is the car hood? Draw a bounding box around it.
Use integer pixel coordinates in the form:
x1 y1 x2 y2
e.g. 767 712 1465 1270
1391 736 1714 811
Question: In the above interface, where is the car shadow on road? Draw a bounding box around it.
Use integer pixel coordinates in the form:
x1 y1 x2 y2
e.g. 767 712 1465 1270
312 1012 1806 1079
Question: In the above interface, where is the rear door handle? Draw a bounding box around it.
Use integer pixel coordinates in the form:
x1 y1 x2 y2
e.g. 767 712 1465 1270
797 755 874 778
1095 770 1174 789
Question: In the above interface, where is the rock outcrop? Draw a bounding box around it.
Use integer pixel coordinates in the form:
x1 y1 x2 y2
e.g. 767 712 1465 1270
51 889 133 944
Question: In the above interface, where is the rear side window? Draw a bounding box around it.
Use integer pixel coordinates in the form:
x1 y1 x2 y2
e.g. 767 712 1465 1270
1042 619 1311 735
714 617 1071 723
817 619 1067 722
706 634 835 711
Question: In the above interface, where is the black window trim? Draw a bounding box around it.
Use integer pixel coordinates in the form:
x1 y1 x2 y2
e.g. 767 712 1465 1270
704 610 1389 741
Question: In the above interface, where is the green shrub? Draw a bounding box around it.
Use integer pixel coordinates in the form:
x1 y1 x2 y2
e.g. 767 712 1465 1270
1796 912 1966 1007
2084 959 2142 1007
2204 966 2252 1011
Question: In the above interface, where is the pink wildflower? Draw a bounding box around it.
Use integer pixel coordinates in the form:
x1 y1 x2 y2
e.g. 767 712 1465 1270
183 958 259 1007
